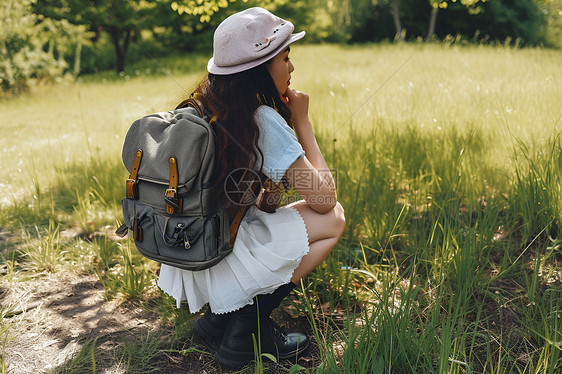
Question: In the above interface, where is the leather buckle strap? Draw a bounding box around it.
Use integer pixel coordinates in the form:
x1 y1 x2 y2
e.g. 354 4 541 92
126 149 143 199
229 208 246 248
228 177 262 248
165 157 182 215
164 189 182 211
126 179 139 200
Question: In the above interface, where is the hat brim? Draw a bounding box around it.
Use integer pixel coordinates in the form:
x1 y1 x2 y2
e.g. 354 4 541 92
207 31 305 75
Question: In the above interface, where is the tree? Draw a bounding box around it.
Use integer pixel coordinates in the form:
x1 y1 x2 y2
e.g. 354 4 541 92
476 0 545 45
169 0 284 22
392 0 402 40
426 0 485 40
35 0 160 73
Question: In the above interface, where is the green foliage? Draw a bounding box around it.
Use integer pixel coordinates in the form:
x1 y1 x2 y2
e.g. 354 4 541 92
171 0 235 22
396 0 547 45
35 0 162 72
0 0 66 94
18 0 557 83
170 0 290 22
477 0 546 45
540 0 562 48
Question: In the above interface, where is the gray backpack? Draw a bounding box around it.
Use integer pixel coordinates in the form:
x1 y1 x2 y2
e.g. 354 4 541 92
116 99 258 271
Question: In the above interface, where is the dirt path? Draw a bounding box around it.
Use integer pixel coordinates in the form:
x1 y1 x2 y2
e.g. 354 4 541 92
1 271 169 373
1 271 321 373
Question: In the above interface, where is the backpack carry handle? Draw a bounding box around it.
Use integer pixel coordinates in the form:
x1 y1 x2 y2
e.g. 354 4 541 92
185 97 205 118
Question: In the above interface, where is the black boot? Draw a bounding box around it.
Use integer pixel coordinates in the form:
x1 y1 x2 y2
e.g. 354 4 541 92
215 282 309 368
193 307 233 344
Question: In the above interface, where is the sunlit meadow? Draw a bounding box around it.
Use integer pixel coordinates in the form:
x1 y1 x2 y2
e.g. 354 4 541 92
0 43 561 373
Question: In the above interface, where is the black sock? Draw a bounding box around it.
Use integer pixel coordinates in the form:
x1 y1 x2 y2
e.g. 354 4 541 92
255 282 296 317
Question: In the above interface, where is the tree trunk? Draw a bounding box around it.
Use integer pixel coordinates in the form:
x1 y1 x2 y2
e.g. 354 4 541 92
426 7 438 41
392 0 402 41
108 27 131 73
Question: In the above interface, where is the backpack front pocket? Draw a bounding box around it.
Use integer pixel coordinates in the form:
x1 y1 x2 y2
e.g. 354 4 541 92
153 214 207 262
122 199 232 270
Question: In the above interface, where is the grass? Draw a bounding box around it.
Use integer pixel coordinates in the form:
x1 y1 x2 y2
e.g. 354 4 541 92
0 42 561 372
51 332 171 373
20 219 63 273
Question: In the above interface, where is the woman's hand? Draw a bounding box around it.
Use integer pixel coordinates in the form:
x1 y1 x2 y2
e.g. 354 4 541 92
283 88 309 126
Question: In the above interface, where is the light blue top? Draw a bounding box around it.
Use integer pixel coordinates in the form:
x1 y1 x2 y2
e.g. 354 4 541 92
254 105 305 183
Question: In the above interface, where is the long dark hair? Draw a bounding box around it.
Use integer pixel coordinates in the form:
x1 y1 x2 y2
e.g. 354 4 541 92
176 62 291 204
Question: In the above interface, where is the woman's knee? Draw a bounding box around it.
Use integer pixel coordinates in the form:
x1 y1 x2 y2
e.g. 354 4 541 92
333 201 346 239
292 199 345 242
313 202 344 258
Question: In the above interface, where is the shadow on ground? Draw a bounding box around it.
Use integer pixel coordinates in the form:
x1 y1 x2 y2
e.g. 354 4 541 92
1 271 321 373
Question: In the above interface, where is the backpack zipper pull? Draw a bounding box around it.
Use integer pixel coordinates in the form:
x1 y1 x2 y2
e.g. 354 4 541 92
183 231 191 249
115 223 129 238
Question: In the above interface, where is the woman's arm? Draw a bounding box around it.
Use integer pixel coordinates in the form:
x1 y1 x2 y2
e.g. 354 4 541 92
283 88 337 214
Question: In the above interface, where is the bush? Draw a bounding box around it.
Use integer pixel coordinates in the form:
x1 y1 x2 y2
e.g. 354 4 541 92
0 0 88 95
0 0 63 94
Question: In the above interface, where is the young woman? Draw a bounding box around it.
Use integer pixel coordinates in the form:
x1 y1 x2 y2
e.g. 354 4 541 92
156 7 345 368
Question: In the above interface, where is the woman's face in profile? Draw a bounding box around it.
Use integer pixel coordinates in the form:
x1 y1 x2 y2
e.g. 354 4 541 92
266 47 294 99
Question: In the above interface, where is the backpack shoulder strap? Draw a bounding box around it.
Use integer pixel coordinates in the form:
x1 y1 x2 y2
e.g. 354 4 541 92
180 96 261 248
184 97 205 118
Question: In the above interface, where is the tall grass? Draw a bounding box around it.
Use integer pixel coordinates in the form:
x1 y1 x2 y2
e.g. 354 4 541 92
21 219 63 272
0 43 560 372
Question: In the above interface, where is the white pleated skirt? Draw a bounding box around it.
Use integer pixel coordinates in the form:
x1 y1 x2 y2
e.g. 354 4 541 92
157 202 310 314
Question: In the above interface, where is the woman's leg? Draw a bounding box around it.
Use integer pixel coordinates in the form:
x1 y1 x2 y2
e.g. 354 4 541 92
288 201 345 283
216 200 344 367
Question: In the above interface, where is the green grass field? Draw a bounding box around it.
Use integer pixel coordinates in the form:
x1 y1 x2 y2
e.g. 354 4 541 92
0 43 561 373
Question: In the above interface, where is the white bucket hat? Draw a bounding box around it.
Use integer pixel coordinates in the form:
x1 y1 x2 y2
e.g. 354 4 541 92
207 7 305 75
